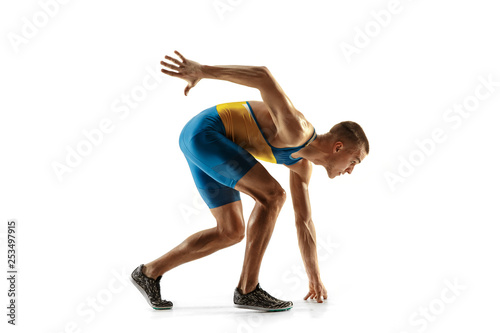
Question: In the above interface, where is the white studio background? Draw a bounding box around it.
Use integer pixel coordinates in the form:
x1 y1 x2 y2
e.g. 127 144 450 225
1 0 499 332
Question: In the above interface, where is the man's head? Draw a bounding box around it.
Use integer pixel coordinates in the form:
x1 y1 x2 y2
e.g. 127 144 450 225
323 121 369 179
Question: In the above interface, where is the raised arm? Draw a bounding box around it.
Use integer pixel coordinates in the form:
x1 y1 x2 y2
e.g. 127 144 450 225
160 51 297 127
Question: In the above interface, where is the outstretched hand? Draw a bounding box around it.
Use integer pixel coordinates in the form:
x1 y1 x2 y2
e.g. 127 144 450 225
304 279 328 303
160 50 202 96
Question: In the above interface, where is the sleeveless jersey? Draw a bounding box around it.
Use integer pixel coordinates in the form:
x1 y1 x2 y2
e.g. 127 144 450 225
215 101 316 165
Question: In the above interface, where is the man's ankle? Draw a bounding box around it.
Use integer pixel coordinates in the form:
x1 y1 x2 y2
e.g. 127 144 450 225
142 264 158 280
237 283 258 295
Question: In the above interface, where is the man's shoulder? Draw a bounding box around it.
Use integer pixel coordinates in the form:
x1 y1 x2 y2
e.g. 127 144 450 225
285 158 313 182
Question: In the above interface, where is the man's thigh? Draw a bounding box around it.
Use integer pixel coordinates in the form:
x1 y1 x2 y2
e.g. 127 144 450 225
234 162 285 204
184 157 242 209
180 127 258 209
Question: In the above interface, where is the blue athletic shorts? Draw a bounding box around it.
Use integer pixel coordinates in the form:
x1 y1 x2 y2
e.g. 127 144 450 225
178 106 258 209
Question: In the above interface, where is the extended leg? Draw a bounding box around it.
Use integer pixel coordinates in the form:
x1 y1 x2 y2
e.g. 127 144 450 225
143 200 245 280
131 199 246 310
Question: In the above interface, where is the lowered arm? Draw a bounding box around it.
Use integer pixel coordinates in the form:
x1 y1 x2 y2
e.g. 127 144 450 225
287 159 328 303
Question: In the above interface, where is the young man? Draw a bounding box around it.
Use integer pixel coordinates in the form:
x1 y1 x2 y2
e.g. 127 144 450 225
131 51 369 312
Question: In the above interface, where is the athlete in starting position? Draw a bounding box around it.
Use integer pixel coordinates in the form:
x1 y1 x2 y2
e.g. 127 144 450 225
131 51 369 311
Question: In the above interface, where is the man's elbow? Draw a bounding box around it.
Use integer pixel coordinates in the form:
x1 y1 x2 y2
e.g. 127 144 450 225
254 66 273 86
257 66 270 75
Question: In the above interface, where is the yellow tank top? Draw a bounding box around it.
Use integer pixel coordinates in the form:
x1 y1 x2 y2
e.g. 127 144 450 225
216 101 317 165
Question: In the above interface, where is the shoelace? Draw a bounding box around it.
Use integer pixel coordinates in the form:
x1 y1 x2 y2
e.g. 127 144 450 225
146 276 162 301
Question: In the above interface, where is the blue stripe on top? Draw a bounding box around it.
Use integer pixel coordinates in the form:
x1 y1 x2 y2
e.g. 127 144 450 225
245 101 317 165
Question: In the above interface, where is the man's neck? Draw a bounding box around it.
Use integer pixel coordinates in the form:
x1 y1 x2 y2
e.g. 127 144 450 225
293 134 330 165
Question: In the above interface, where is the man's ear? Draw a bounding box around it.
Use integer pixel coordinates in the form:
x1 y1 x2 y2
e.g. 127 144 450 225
333 141 344 153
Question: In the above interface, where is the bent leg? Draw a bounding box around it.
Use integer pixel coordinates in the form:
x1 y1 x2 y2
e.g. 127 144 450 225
234 162 287 294
143 199 245 280
142 106 264 281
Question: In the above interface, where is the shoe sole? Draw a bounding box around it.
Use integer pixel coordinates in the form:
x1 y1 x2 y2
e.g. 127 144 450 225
234 304 293 312
130 276 172 310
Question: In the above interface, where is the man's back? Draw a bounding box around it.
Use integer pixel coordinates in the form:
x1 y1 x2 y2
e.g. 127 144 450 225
247 100 315 149
216 101 317 165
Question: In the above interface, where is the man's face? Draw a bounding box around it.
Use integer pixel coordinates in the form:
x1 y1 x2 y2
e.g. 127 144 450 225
326 143 367 179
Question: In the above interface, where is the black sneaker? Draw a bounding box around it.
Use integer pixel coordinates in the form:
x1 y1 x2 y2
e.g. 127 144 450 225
234 284 293 312
130 264 173 310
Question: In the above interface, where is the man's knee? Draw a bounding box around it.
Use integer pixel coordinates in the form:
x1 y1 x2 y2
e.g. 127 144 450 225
259 185 286 208
217 219 245 245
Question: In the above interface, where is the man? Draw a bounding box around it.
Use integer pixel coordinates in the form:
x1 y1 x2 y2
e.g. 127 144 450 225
131 51 369 312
